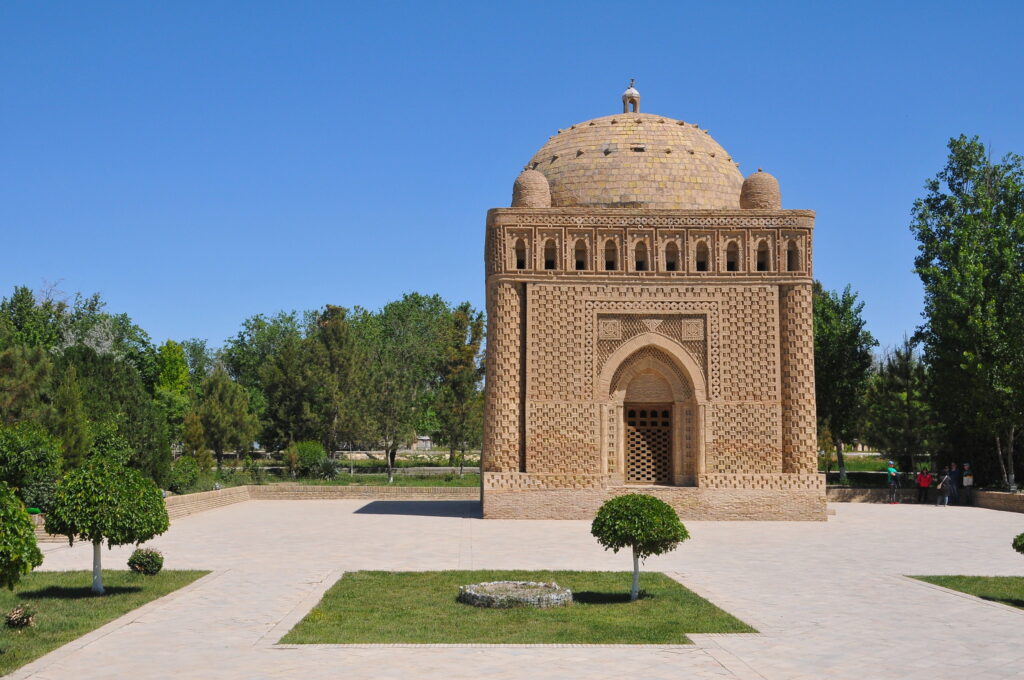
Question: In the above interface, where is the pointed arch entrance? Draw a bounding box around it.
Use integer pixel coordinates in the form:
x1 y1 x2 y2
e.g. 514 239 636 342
596 334 707 486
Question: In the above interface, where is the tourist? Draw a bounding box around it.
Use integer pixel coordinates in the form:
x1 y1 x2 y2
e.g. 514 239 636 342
936 467 952 506
886 460 900 504
916 467 932 504
962 463 974 506
949 463 961 505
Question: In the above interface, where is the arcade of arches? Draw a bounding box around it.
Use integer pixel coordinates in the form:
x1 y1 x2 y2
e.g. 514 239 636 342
482 86 826 520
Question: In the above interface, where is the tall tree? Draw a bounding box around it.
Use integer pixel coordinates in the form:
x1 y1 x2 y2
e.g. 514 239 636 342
911 136 1024 488
813 282 878 482
433 303 485 467
155 340 190 445
308 305 368 452
864 338 937 472
361 294 450 482
50 364 92 469
0 345 52 426
198 367 259 466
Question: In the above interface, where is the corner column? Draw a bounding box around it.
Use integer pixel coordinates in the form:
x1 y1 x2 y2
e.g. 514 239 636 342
482 280 523 473
779 283 817 473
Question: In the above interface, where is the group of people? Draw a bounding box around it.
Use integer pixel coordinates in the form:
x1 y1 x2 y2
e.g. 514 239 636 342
886 461 974 505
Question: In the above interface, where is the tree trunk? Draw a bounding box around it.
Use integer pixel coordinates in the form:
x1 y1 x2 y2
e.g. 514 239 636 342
92 540 104 595
1007 424 1016 490
387 447 396 484
448 447 456 466
458 448 465 477
630 548 640 601
835 439 847 483
996 432 1009 488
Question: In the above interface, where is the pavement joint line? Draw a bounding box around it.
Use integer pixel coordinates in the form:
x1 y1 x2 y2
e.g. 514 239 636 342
254 567 346 648
894 574 1024 617
666 571 771 637
5 569 229 680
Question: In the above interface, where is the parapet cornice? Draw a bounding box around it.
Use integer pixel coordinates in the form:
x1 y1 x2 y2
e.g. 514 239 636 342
487 207 815 229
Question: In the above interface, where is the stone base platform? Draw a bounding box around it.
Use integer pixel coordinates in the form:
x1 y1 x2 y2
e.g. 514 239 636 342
482 473 826 520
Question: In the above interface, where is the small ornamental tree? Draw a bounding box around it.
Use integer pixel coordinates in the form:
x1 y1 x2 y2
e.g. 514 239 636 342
1014 532 1024 556
591 494 690 601
45 456 169 594
0 482 43 589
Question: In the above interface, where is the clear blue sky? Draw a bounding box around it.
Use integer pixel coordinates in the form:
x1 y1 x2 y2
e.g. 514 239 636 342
2 1 1022 350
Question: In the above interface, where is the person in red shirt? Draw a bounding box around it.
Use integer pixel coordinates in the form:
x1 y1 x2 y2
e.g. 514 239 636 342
916 468 933 504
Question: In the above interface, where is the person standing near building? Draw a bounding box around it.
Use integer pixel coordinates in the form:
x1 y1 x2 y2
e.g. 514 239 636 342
949 463 961 505
916 467 932 504
886 460 900 504
936 467 952 507
961 463 974 506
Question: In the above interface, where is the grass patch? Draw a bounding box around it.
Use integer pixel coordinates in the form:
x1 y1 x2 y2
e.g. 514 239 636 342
281 570 753 644
910 575 1024 610
0 570 207 675
293 473 480 487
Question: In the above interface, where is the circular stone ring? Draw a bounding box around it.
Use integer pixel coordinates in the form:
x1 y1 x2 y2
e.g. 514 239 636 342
457 581 573 609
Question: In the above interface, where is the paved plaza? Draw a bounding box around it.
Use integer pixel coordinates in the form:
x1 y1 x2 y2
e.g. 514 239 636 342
13 500 1024 680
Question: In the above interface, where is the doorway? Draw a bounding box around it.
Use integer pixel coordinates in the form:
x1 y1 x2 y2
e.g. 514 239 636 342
624 404 672 484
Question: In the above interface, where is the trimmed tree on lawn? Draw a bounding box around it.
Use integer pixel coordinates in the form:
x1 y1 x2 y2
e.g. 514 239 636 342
45 456 169 594
0 481 43 589
1014 533 1024 556
591 494 690 601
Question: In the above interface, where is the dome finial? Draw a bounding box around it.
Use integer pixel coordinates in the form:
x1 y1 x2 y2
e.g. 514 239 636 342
622 79 640 113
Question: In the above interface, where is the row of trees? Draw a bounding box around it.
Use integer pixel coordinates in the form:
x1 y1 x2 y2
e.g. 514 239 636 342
814 136 1024 488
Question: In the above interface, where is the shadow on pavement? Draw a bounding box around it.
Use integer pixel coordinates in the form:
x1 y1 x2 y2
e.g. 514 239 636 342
354 500 482 518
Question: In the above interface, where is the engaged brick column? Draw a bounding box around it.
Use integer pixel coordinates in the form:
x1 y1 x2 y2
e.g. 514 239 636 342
483 280 523 472
779 284 817 473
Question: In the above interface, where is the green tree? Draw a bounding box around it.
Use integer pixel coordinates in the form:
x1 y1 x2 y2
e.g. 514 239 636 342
910 136 1024 488
0 422 62 502
198 367 259 467
0 344 53 426
180 338 215 397
360 294 450 482
50 364 92 469
864 338 938 472
0 286 66 350
591 494 690 601
813 282 877 483
259 333 322 449
433 303 484 468
308 305 368 452
45 455 169 593
0 482 43 589
155 340 190 445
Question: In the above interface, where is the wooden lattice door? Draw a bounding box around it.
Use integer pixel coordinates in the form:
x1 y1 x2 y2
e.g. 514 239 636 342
625 404 672 484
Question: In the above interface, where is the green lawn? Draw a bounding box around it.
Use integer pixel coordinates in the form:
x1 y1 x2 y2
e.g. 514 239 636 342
281 570 754 644
294 473 480 487
911 575 1024 610
0 570 207 675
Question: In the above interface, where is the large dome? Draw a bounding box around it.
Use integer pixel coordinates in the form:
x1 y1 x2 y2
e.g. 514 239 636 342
525 112 743 210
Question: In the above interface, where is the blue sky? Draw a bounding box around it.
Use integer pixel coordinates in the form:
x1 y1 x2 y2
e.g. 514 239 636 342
2 1 1022 350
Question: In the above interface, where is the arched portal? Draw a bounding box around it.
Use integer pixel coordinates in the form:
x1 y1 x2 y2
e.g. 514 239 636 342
597 335 706 487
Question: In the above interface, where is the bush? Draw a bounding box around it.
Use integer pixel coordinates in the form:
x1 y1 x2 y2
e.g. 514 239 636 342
127 548 164 575
5 604 36 628
168 455 200 494
282 443 299 478
243 455 265 484
313 458 339 480
1013 532 1024 556
0 481 43 590
296 441 327 475
591 494 690 601
20 478 57 513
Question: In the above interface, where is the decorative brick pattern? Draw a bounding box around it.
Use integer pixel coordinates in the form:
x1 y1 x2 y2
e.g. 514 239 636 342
706 402 782 474
780 284 818 473
525 401 599 473
482 281 522 472
625 406 672 483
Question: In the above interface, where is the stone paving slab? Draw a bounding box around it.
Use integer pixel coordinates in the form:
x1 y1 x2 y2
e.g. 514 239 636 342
13 501 1024 679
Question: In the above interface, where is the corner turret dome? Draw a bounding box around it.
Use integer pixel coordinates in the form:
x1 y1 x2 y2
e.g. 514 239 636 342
739 169 781 209
511 167 551 207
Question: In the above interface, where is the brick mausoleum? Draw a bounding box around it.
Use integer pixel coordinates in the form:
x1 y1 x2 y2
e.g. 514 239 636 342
481 84 826 520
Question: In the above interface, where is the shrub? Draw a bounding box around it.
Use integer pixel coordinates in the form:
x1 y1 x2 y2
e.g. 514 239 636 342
5 604 36 628
591 494 690 601
1013 532 1024 555
296 441 327 475
0 482 43 590
127 548 164 575
20 478 57 513
282 443 300 478
313 458 339 480
168 455 200 494
243 455 265 484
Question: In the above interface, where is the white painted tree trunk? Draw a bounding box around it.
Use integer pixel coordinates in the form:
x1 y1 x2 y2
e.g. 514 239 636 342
630 549 640 601
92 540 105 594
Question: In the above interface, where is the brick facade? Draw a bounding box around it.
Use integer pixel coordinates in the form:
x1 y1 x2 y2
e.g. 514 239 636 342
482 92 825 520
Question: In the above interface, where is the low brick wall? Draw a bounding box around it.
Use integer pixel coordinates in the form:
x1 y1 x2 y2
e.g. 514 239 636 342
165 485 253 520
826 486 1024 513
249 484 479 501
